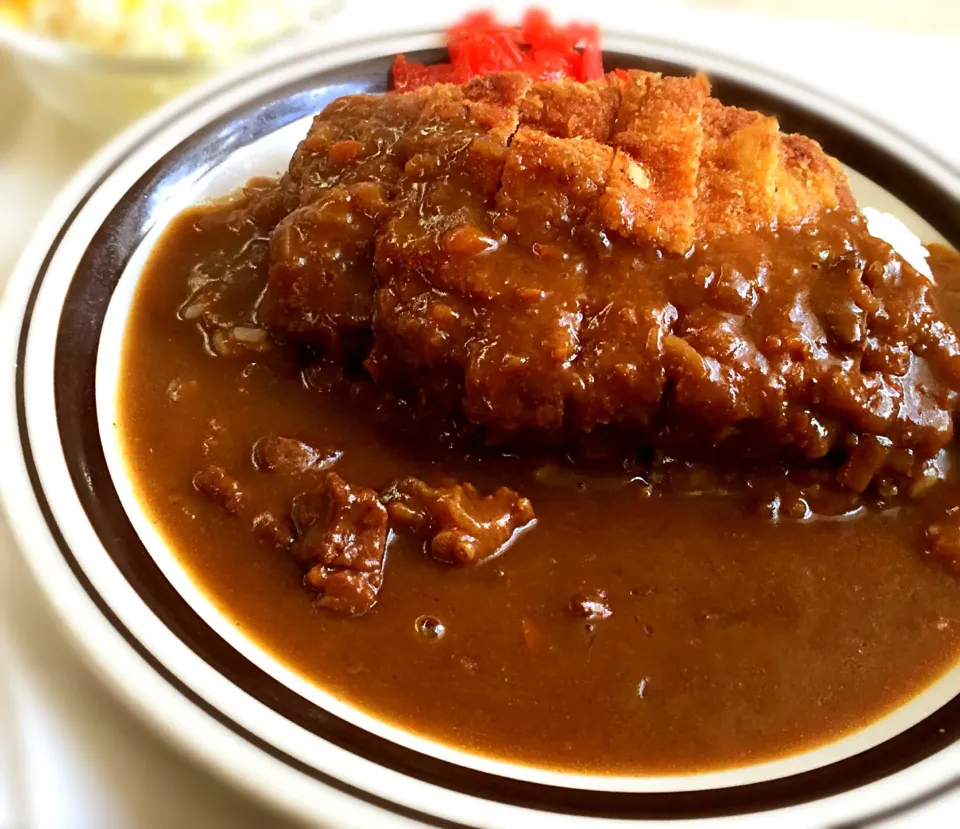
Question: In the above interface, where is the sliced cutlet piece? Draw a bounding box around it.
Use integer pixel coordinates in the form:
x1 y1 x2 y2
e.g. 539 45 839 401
456 128 614 435
378 73 532 281
695 99 782 237
260 181 391 352
519 77 621 141
368 75 532 394
600 71 710 254
774 133 855 225
574 249 677 430
494 127 614 235
368 180 492 398
663 244 778 431
401 72 534 193
286 92 423 205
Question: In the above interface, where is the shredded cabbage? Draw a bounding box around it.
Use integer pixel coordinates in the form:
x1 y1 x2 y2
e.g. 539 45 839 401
11 0 321 57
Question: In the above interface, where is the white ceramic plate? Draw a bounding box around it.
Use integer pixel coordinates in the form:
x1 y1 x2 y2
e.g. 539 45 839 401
2 29 959 829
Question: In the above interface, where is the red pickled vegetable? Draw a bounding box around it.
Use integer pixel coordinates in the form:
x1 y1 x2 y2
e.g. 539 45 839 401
391 54 454 92
531 49 577 83
391 8 605 93
579 28 604 81
522 9 572 54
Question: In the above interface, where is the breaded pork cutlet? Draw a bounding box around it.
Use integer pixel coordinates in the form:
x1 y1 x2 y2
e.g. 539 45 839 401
259 71 960 494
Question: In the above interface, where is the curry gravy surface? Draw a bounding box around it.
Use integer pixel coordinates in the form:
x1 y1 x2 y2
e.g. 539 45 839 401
117 197 960 775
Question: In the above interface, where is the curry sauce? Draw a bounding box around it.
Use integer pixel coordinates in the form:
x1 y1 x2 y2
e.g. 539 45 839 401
117 194 960 774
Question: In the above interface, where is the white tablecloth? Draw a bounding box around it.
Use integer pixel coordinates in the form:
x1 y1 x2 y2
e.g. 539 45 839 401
1 2 958 826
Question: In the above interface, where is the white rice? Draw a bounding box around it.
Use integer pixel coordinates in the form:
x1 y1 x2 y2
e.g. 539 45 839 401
863 206 934 280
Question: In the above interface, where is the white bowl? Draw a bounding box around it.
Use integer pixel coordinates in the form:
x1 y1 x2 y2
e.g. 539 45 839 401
0 7 338 133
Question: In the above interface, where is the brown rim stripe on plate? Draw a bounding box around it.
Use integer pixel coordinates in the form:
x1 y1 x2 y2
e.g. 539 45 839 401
15 36 960 822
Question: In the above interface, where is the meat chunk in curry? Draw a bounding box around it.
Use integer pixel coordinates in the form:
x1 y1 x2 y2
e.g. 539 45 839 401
383 477 535 565
292 472 390 615
253 435 341 475
193 464 247 515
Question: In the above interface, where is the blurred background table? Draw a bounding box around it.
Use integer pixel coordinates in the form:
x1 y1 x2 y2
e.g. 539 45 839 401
1 1 958 826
